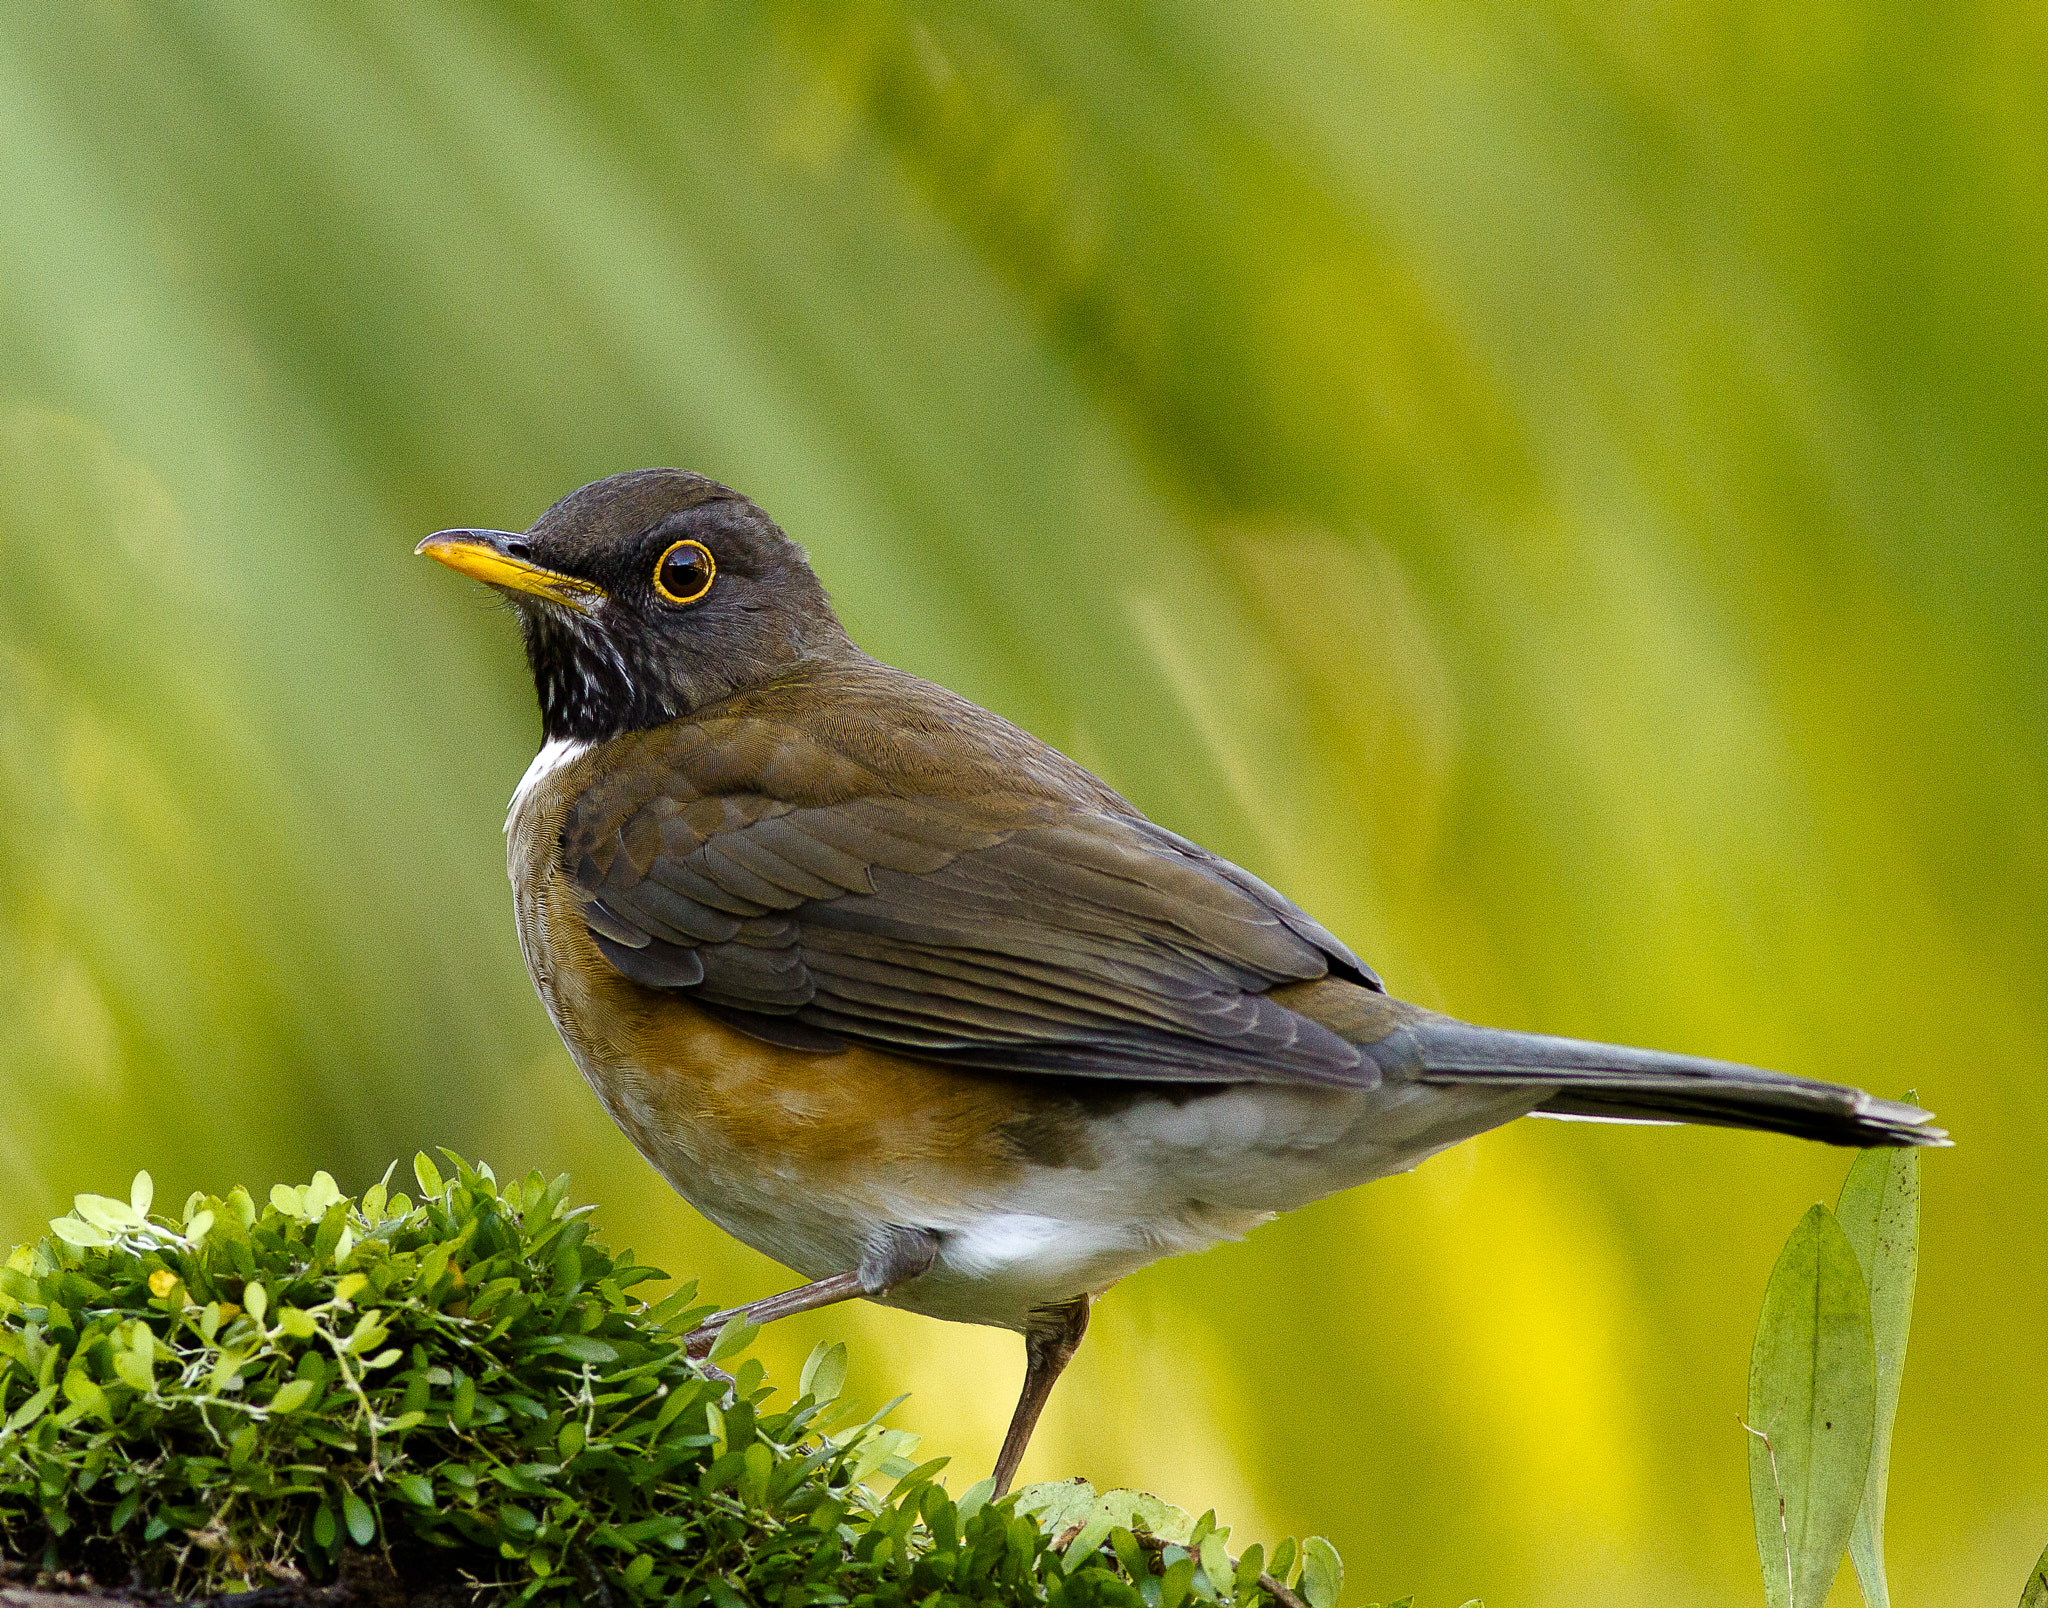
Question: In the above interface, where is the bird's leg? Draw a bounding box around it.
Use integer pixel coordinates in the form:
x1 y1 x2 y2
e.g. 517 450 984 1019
685 1226 938 1359
990 1295 1091 1497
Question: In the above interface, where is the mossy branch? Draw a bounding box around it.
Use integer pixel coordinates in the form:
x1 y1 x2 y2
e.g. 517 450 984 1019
0 1157 1373 1608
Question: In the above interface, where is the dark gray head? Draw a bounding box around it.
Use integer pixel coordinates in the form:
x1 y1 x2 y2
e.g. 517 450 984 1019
419 469 853 741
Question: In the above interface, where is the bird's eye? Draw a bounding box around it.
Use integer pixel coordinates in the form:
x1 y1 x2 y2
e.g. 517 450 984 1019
653 539 716 605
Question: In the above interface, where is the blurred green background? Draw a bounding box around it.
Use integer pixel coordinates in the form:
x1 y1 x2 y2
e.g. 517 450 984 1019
2 1 2042 1601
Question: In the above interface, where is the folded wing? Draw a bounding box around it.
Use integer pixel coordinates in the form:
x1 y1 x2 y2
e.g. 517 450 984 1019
563 726 1382 1087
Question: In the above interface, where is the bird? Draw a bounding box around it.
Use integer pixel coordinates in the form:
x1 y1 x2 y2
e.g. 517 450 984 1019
418 468 1945 1496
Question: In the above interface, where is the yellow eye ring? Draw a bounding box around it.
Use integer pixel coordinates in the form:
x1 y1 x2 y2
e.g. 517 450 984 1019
653 538 716 605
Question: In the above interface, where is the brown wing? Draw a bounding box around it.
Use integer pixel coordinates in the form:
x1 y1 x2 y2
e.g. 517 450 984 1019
559 691 1383 1087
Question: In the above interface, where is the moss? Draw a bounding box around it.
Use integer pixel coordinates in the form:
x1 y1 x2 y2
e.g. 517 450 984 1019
0 1155 1362 1608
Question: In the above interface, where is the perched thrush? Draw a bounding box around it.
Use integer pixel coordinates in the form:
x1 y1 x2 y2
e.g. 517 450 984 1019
420 468 1944 1494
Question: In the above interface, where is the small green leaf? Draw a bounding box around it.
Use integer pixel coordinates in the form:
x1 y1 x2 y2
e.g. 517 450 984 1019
112 1325 155 1392
1234 1542 1266 1599
799 1340 848 1404
48 1217 111 1249
413 1153 444 1199
498 1502 539 1537
346 1313 390 1354
1747 1203 1877 1608
1015 1477 1096 1536
129 1171 153 1217
72 1193 141 1232
269 1378 316 1414
276 1306 317 1340
244 1280 268 1325
706 1315 759 1365
956 1475 996 1520
1301 1537 1342 1608
225 1185 257 1226
61 1369 108 1421
1199 1533 1234 1599
342 1489 375 1546
1161 1555 1197 1608
6 1383 57 1431
1837 1134 1920 1608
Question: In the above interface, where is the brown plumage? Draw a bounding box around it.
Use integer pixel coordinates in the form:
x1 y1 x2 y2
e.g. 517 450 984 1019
421 467 1945 1496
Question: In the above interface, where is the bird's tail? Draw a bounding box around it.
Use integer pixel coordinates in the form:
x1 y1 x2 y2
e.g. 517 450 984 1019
1364 1013 1945 1148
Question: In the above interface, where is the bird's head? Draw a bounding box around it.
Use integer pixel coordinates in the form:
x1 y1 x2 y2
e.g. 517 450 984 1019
418 469 852 741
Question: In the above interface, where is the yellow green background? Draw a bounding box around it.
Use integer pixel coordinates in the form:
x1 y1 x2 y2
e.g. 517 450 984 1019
2 3 2040 1602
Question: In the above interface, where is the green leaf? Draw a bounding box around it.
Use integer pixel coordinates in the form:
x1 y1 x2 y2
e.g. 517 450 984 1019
112 1324 155 1392
1016 1477 1097 1536
1161 1554 1197 1608
2019 1538 2048 1608
5 1383 58 1431
268 1378 316 1414
48 1216 111 1249
1836 1127 1920 1608
1747 1203 1877 1608
1301 1536 1343 1608
129 1171 153 1217
706 1315 759 1365
342 1489 375 1546
412 1153 444 1200
72 1193 142 1232
956 1475 995 1520
1198 1532 1234 1599
799 1340 848 1404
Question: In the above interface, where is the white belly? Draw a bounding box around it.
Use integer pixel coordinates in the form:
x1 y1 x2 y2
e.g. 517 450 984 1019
574 1045 1540 1330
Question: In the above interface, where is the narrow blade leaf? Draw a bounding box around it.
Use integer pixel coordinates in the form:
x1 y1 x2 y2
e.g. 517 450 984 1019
1747 1203 1877 1608
1835 1137 1920 1608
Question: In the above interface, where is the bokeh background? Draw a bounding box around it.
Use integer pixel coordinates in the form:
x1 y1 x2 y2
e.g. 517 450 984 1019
2 1 2043 1602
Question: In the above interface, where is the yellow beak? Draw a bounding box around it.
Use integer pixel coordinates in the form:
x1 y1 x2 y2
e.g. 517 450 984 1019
416 530 605 614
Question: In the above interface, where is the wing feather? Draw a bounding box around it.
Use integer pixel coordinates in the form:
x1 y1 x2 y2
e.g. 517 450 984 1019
565 721 1381 1087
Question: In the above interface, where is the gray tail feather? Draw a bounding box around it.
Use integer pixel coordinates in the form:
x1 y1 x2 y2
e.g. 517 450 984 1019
1388 1019 1947 1148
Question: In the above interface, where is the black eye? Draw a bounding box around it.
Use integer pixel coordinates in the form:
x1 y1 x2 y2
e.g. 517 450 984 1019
654 539 715 605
